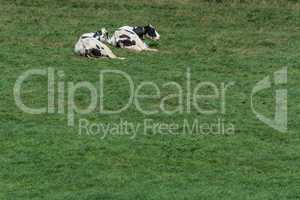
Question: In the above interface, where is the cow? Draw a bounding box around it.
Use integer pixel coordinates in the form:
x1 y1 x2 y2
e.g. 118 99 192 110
108 25 160 52
74 28 124 59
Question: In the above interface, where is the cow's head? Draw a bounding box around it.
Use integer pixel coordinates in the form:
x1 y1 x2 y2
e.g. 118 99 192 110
94 28 109 43
144 24 160 41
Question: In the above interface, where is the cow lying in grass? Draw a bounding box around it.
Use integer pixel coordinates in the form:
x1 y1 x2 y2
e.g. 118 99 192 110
74 28 124 59
108 25 160 52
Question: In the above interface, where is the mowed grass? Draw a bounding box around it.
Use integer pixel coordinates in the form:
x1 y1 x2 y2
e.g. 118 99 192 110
1 0 300 199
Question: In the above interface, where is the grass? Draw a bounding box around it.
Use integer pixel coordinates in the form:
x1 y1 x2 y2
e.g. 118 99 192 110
1 0 300 199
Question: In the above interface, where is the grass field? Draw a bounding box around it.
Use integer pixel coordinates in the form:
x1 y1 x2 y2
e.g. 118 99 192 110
1 0 300 199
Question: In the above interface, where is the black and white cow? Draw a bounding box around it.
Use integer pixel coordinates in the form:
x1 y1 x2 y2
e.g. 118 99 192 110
74 28 124 59
109 25 160 52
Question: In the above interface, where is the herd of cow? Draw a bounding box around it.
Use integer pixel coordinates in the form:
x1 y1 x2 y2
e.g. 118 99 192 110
74 24 160 59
